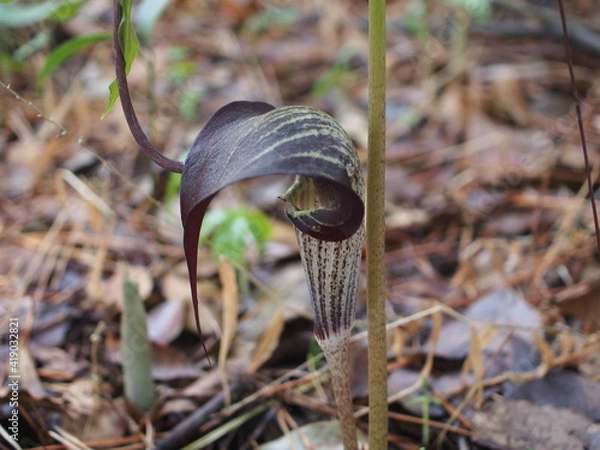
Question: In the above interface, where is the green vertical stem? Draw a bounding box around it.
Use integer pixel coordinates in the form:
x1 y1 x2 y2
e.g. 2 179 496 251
367 0 388 449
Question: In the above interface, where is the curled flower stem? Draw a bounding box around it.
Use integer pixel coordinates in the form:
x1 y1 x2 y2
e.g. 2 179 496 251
113 0 183 174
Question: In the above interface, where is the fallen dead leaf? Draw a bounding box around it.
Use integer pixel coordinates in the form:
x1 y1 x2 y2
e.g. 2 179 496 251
248 306 285 373
218 258 239 365
31 346 85 382
105 337 202 381
52 377 128 441
426 288 543 360
258 420 368 450
101 264 153 308
147 299 185 345
504 369 600 421
472 397 599 450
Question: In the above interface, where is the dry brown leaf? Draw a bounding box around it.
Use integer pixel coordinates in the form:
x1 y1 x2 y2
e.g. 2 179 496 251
105 337 202 381
19 343 46 400
218 258 239 402
54 378 127 441
163 271 223 338
157 397 197 419
32 346 85 381
162 270 194 301
101 264 153 308
504 369 600 422
218 258 239 364
554 275 600 327
468 327 485 407
472 398 598 450
487 65 531 127
149 344 203 381
426 289 543 360
248 306 286 373
147 299 185 345
460 111 557 185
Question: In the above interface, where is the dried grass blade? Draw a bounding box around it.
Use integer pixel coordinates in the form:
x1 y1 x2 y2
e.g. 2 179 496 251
217 258 239 404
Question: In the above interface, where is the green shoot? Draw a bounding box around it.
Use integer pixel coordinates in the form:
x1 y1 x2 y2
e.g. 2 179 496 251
405 379 442 446
121 266 156 412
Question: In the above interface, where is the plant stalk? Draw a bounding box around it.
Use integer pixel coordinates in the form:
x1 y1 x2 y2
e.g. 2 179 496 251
320 331 358 450
556 0 600 252
367 0 388 448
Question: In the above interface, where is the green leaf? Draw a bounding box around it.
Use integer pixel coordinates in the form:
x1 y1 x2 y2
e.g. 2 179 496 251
404 0 428 37
0 0 83 28
169 60 197 83
103 0 140 118
177 89 203 122
103 79 120 119
310 47 357 98
51 0 84 22
0 51 24 77
37 33 111 92
201 208 272 264
245 6 297 35
118 0 139 75
442 0 491 19
165 172 182 204
13 29 52 61
136 0 173 45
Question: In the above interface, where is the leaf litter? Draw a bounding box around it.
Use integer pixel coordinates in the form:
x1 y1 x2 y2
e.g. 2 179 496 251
1 0 600 448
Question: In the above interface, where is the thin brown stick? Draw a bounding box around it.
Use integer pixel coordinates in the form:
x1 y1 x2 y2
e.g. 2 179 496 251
155 381 243 450
556 0 600 252
112 0 183 174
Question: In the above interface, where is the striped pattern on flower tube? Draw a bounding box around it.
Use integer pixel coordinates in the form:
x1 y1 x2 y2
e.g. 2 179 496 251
180 101 365 341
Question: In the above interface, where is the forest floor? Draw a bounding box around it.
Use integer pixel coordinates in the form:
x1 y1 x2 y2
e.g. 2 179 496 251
1 0 600 449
